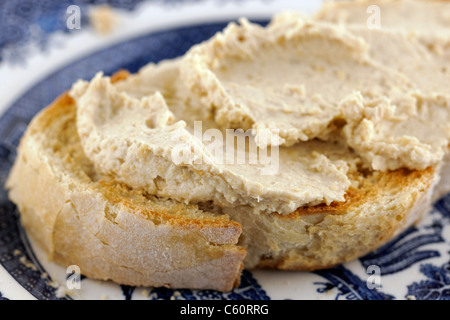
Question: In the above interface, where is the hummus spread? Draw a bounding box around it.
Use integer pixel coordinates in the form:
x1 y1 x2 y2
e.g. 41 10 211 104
70 7 450 214
341 92 450 171
316 0 450 92
71 60 353 215
180 15 417 148
180 12 450 171
315 0 450 36
315 1 450 171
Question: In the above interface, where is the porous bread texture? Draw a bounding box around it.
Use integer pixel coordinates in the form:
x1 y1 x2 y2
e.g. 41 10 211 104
6 87 439 289
231 167 437 269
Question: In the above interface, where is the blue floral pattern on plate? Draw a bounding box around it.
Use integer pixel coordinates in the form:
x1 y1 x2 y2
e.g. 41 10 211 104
407 262 450 300
313 209 450 300
0 0 222 63
142 270 270 300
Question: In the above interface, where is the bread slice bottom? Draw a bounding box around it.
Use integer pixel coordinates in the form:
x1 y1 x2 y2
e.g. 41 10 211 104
229 167 438 270
5 84 440 291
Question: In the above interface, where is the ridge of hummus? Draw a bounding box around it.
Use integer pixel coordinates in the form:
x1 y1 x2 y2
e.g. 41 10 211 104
315 0 450 171
180 14 419 149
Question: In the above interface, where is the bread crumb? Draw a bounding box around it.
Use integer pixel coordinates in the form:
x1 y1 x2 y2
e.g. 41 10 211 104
51 280 77 299
89 5 118 35
141 289 150 298
40 276 74 299
55 286 68 299
19 256 38 271
171 291 182 300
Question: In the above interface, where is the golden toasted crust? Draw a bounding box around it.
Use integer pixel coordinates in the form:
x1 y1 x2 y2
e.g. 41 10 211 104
97 179 243 231
285 168 434 218
296 167 435 217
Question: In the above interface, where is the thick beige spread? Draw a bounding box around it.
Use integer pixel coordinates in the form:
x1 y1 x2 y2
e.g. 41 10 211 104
70 2 450 214
180 14 418 148
316 0 450 68
315 0 450 171
71 60 353 215
315 0 450 35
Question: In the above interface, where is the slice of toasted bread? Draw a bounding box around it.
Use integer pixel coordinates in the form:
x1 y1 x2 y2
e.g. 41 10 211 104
5 91 246 292
5 70 440 291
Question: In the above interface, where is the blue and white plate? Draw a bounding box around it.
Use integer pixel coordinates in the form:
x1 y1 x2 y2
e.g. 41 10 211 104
0 0 449 300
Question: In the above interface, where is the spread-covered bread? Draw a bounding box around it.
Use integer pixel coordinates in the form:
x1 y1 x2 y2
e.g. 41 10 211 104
180 14 415 149
180 12 450 171
6 0 450 292
71 62 353 214
71 10 450 213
